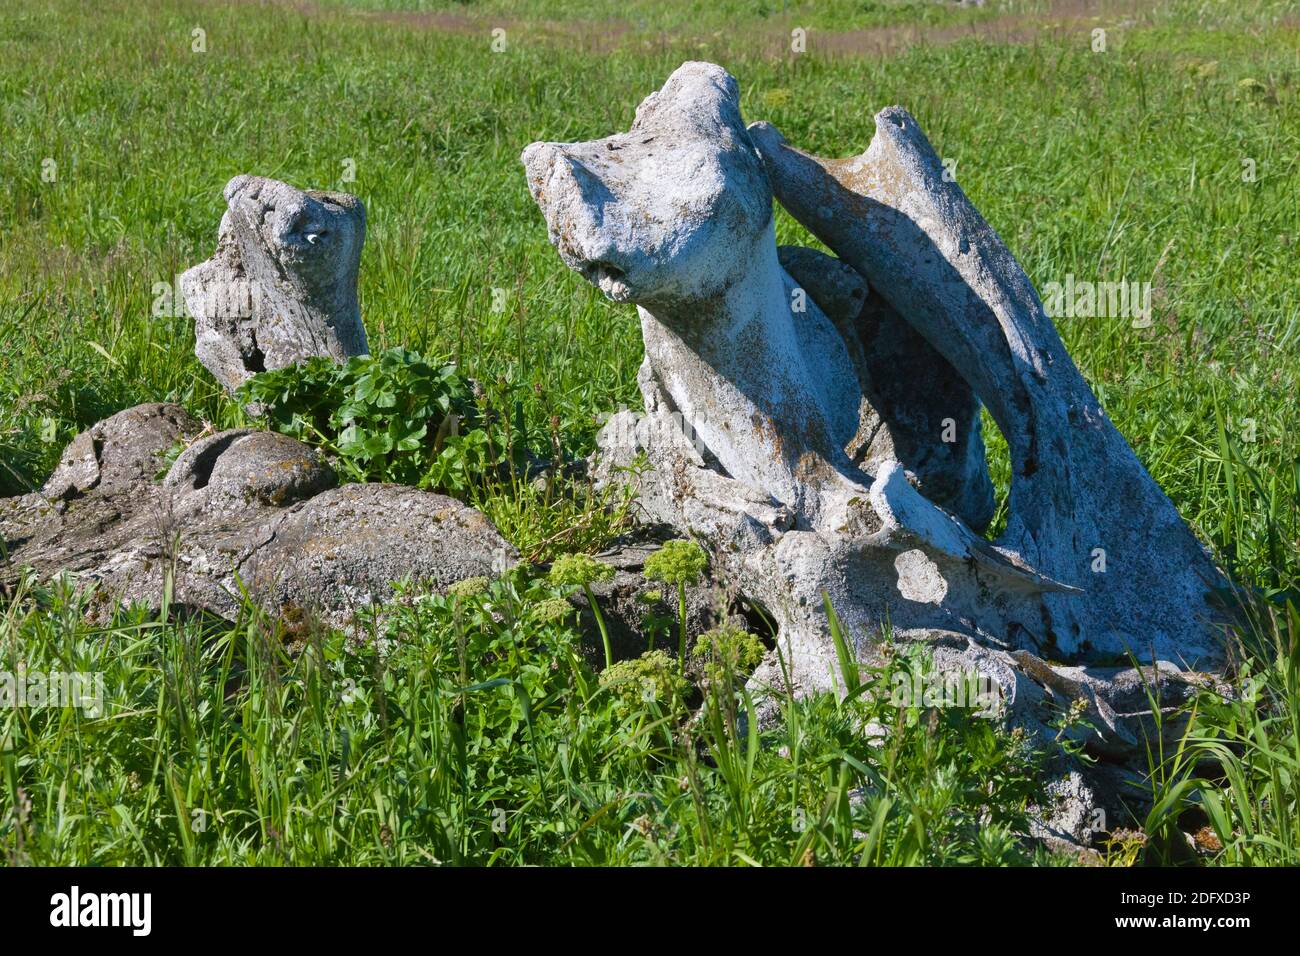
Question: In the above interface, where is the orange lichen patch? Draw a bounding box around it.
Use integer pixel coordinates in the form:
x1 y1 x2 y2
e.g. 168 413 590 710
794 449 839 488
1193 826 1223 854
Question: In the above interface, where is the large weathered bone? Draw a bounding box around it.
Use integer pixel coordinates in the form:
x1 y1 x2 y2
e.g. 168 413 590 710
746 114 1227 665
181 175 369 391
523 62 1228 712
523 64 989 537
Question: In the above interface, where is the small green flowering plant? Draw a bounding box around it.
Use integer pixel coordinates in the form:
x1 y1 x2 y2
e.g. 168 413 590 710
548 552 617 668
599 650 690 717
643 539 707 674
692 623 766 685
529 596 575 627
446 575 491 602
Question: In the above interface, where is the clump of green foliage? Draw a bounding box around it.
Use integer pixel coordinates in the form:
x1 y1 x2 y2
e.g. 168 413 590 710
693 623 766 684
548 553 617 668
599 650 690 716
236 348 503 495
644 539 708 673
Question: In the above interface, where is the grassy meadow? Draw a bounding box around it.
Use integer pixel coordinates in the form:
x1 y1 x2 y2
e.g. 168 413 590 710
1 0 1297 865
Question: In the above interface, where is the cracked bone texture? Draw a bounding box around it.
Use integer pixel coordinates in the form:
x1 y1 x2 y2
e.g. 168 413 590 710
523 62 989 536
777 244 994 531
181 175 369 391
1 404 515 628
747 111 1228 666
524 61 1228 750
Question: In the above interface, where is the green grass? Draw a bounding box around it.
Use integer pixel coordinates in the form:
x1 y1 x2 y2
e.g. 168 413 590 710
2 570 1051 865
2 0 1299 864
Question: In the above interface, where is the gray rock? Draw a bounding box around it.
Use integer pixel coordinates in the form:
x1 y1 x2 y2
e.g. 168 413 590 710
246 483 516 625
43 402 199 500
2 405 516 631
181 175 369 392
1 403 200 568
748 108 1228 671
165 429 337 512
523 61 1233 841
778 244 994 531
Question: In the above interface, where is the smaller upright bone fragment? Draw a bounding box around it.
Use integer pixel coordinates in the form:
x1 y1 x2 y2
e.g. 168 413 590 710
181 175 369 391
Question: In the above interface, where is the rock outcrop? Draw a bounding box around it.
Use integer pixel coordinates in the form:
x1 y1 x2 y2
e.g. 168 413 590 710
1 404 516 629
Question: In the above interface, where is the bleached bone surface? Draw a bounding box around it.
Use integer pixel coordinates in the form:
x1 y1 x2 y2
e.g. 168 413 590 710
181 175 369 391
524 61 1228 734
746 113 1227 667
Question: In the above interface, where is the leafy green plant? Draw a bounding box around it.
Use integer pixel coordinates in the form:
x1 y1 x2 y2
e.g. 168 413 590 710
236 348 503 495
693 623 766 685
643 539 708 674
548 553 616 669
